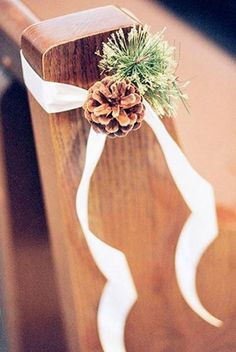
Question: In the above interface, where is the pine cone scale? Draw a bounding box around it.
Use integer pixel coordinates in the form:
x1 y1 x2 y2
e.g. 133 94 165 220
92 91 105 104
120 93 141 108
117 111 130 127
105 119 119 133
111 105 120 118
98 116 112 125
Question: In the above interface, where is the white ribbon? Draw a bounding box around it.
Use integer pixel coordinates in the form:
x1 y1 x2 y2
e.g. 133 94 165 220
21 51 88 113
76 128 137 352
21 51 222 351
144 101 222 327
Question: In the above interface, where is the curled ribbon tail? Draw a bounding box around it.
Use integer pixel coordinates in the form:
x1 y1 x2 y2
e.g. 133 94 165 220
76 128 138 352
144 100 222 327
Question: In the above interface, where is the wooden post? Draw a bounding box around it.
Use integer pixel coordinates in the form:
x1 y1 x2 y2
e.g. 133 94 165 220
21 6 188 351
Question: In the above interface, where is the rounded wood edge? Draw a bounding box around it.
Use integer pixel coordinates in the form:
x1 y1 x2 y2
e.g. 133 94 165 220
21 5 137 77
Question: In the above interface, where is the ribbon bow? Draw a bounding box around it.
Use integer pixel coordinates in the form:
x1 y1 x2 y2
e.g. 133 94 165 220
21 50 222 352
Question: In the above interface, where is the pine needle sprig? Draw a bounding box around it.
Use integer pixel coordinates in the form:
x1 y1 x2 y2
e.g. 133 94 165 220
96 25 188 117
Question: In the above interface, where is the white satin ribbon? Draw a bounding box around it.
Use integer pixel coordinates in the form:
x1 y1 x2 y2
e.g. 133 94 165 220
20 51 88 113
144 101 222 327
76 128 137 352
21 50 222 351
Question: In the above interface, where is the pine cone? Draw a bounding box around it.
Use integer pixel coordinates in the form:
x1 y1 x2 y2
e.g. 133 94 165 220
83 77 145 138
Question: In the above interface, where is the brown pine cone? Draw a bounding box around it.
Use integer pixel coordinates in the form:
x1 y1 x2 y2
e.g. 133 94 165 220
83 77 145 138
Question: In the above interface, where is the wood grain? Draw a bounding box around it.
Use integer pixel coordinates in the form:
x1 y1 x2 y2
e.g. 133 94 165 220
21 4 236 352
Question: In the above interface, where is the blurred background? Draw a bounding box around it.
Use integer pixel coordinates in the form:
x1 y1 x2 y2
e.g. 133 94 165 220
158 0 236 55
0 0 236 351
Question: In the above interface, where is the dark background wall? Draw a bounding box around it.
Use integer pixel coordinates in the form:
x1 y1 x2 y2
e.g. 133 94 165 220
157 0 236 55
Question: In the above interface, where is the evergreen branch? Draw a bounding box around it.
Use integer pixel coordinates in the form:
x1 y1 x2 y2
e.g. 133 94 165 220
96 25 188 117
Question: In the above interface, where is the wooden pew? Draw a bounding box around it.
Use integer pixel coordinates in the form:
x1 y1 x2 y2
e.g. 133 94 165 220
1 1 236 351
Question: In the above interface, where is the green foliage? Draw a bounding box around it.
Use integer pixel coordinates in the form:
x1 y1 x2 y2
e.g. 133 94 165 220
97 25 188 117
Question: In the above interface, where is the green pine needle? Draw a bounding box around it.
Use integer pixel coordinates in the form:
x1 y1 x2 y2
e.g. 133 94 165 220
96 25 189 117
